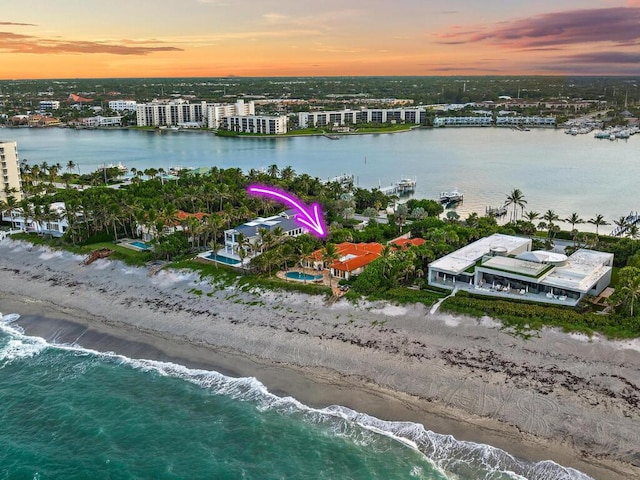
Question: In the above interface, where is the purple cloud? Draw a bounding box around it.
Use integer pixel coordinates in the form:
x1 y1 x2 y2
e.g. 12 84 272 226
436 7 640 48
0 31 182 55
0 21 37 26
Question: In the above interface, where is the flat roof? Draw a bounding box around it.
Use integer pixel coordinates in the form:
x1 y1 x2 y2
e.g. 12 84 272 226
542 249 613 292
429 234 531 275
481 256 550 277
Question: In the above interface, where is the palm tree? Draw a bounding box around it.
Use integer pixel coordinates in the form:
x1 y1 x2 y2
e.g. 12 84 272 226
563 212 584 232
611 267 640 316
321 243 340 288
542 209 560 243
588 214 610 236
66 160 76 175
524 211 539 222
504 188 527 223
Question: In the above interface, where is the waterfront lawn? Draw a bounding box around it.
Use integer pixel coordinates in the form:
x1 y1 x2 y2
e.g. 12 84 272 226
10 234 153 266
170 259 332 296
441 290 640 339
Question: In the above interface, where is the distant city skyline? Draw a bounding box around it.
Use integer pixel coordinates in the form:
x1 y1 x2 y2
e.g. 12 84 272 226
2 0 640 79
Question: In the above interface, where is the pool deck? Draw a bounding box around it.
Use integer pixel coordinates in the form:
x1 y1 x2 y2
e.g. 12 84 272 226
276 267 346 296
116 238 153 252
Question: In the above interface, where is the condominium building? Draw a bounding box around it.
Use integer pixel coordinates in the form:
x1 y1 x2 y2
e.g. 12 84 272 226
78 116 122 128
136 99 255 128
206 100 255 129
39 100 60 110
108 100 137 112
495 116 556 127
0 141 23 202
298 107 426 128
223 115 288 134
433 116 492 127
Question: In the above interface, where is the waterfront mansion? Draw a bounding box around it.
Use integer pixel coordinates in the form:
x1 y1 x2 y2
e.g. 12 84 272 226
428 234 613 306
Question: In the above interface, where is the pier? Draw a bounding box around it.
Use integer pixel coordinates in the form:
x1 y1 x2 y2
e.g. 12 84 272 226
326 173 354 186
485 205 508 217
610 211 640 237
379 177 417 196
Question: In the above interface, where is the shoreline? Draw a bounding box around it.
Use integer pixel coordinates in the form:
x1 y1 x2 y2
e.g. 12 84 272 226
1 239 638 479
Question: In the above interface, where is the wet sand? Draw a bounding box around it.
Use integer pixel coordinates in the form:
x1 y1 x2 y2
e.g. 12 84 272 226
1 239 638 479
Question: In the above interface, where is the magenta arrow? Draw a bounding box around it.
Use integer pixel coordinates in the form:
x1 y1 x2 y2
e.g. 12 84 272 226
247 185 327 238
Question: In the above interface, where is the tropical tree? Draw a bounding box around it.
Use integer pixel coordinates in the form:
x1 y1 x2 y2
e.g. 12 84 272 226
504 188 527 223
610 266 640 316
321 243 340 287
588 214 610 236
563 212 585 232
541 209 560 243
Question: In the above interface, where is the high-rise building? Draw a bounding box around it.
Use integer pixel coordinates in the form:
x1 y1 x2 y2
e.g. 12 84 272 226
0 141 23 202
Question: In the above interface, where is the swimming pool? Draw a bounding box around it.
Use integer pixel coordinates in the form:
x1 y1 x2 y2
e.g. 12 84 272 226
129 241 152 250
208 252 242 265
285 271 324 282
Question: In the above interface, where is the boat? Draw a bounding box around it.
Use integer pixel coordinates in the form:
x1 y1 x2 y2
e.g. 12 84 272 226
440 190 464 205
486 205 507 217
396 177 416 194
168 166 194 176
105 162 128 173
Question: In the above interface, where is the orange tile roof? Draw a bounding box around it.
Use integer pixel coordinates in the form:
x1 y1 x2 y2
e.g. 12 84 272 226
310 242 384 273
390 237 425 249
176 210 208 221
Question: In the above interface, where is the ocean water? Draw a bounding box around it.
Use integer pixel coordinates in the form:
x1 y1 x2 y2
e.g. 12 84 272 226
0 314 591 480
6 127 640 231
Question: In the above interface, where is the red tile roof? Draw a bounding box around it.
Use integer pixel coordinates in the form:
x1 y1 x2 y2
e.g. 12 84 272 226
390 237 425 249
311 242 384 273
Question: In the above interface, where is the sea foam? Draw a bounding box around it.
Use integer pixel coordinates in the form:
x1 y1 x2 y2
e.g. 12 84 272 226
0 313 593 480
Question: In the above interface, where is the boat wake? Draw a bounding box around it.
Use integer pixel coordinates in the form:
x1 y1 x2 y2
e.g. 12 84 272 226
0 314 592 480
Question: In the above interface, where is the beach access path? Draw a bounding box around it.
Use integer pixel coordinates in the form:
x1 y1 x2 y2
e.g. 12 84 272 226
0 239 638 480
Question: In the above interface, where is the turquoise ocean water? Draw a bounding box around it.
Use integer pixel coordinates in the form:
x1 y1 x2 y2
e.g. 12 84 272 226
0 314 591 479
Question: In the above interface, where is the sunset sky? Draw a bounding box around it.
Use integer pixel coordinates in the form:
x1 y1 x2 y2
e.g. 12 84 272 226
2 0 640 79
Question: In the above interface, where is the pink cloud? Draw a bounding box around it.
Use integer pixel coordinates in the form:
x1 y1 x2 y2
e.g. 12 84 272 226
436 7 640 48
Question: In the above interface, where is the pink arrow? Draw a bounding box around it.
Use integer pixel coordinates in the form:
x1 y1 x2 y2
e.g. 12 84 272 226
247 185 327 238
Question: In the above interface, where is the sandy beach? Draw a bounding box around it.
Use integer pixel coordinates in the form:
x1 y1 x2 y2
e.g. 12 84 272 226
1 239 638 480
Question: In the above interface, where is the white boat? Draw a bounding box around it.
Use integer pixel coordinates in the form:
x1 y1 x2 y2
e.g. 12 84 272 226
105 162 128 172
440 190 464 204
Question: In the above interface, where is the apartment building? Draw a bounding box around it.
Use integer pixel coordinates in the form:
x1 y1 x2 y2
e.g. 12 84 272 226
136 99 255 128
0 141 23 202
223 115 288 134
38 100 60 110
108 100 137 112
298 107 426 128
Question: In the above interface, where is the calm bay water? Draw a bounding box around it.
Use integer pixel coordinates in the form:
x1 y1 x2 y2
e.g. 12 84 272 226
0 315 590 480
5 127 639 232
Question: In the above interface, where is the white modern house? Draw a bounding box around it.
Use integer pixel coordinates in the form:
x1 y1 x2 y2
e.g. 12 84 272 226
1 201 69 237
428 234 613 306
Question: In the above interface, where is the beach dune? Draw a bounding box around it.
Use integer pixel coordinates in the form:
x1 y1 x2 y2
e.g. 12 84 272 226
0 239 638 480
